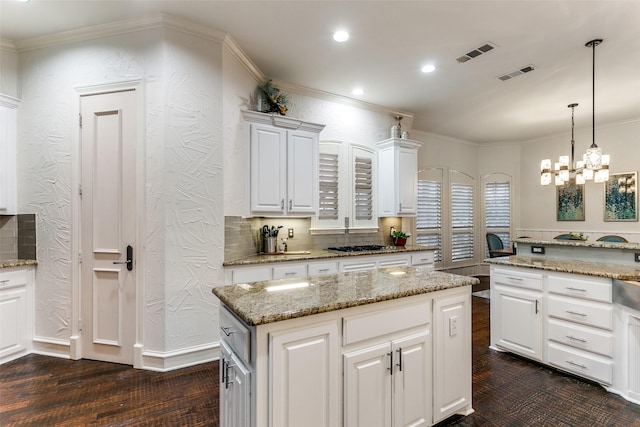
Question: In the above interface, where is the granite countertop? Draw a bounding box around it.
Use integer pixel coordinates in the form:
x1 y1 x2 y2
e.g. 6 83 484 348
0 259 38 268
213 266 478 326
485 256 640 280
223 245 436 267
514 238 640 250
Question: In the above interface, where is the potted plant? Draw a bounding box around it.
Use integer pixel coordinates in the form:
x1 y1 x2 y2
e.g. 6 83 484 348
391 230 410 247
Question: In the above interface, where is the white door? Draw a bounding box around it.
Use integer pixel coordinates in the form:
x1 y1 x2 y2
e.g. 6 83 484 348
220 340 251 427
80 89 137 364
393 331 431 427
344 342 392 427
250 123 286 214
287 129 318 214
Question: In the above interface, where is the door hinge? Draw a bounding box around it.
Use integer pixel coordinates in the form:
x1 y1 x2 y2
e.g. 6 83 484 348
78 252 82 264
78 184 82 196
79 113 82 128
78 319 83 331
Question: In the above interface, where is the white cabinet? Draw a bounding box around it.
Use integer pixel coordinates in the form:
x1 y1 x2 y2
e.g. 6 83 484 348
243 110 325 217
269 321 341 427
377 138 421 217
0 266 34 364
220 340 251 427
490 267 544 361
344 330 430 427
433 291 472 423
0 95 19 214
312 141 378 233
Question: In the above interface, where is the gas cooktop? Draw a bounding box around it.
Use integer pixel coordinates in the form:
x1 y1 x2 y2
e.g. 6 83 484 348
327 245 390 252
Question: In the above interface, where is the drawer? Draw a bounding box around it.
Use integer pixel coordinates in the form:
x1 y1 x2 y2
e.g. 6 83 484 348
308 262 338 276
0 267 27 289
272 264 307 280
220 305 251 363
548 342 612 385
547 318 613 357
410 252 434 266
548 295 613 330
548 274 611 303
492 268 543 291
340 260 377 272
343 301 430 346
231 266 271 284
378 256 409 268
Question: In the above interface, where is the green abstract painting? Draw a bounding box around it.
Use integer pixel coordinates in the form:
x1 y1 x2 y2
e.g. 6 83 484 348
557 179 585 221
604 172 637 221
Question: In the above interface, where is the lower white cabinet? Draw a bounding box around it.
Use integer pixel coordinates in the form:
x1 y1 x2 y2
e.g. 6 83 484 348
220 285 471 427
490 267 544 361
433 292 472 423
344 330 431 427
0 266 34 364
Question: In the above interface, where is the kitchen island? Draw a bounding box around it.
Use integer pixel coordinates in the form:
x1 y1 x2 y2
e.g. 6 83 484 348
486 246 640 405
213 266 478 427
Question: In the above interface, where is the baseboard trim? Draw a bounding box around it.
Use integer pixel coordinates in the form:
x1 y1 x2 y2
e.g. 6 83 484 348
32 336 71 359
140 342 220 372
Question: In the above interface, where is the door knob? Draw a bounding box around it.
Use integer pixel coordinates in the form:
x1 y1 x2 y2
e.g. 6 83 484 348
113 245 133 271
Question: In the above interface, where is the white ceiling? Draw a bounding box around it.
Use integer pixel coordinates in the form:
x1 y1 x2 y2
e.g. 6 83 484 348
1 0 640 144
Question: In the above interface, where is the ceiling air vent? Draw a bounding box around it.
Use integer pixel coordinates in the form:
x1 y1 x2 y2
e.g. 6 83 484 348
498 65 536 81
456 42 497 63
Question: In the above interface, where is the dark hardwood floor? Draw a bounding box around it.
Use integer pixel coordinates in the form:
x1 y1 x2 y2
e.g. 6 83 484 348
1 296 639 426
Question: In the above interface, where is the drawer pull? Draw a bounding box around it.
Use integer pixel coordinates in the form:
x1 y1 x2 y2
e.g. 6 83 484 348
284 272 297 276
220 326 234 336
507 277 523 282
566 310 587 317
318 268 330 273
0 280 9 284
566 335 587 344
566 360 587 370
566 286 587 292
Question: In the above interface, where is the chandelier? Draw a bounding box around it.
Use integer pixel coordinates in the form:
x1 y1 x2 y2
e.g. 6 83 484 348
540 38 610 186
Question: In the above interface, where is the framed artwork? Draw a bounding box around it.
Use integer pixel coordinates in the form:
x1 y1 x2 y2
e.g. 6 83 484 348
557 179 585 221
604 171 638 221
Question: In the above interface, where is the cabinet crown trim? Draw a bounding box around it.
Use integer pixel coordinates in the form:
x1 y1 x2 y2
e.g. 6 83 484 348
377 137 422 150
241 109 325 133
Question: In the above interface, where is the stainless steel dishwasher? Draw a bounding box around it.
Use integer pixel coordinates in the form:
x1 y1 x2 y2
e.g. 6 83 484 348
613 279 640 311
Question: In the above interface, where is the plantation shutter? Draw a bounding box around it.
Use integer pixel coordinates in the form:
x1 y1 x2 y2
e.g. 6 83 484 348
318 152 339 220
485 181 511 247
416 180 442 262
354 156 373 220
451 183 474 261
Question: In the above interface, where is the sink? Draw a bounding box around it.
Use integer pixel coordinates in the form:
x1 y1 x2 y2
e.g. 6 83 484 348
613 279 640 311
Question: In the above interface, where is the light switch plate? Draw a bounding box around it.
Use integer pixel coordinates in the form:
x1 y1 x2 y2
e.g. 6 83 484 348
449 316 458 336
531 246 545 255
635 252 640 262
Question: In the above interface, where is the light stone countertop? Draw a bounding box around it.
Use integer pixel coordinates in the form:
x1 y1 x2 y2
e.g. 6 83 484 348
485 256 640 280
223 245 436 267
0 259 38 268
213 267 478 326
514 238 640 250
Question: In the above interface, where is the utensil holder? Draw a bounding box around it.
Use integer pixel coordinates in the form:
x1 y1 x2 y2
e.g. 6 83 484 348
264 236 277 254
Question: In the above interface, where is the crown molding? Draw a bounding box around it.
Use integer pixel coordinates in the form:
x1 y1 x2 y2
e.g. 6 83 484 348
11 13 225 53
0 38 17 52
222 35 265 83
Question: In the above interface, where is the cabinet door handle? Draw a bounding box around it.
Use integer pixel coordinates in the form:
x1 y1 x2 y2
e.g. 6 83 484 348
220 326 234 336
225 362 235 389
396 348 403 372
566 287 587 293
387 351 394 375
535 299 539 314
566 310 587 317
566 335 587 344
0 280 9 284
289 199 292 210
399 202 402 211
221 358 227 384
281 199 285 210
566 360 587 370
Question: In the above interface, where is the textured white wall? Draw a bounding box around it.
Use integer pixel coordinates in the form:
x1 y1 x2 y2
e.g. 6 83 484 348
18 26 224 355
0 47 19 98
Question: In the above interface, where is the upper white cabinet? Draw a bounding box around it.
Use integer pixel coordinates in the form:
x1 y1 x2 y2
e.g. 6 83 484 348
243 110 325 217
312 141 378 233
377 138 421 217
0 95 20 214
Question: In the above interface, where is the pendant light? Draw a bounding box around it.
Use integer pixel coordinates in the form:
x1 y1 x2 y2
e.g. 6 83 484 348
540 103 586 185
584 38 610 183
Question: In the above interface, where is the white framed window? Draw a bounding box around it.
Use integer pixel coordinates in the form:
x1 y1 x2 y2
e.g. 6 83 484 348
483 174 512 256
451 181 474 262
416 168 443 263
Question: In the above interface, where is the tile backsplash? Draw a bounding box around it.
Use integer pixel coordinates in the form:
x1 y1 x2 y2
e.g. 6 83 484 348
224 216 403 261
0 214 36 261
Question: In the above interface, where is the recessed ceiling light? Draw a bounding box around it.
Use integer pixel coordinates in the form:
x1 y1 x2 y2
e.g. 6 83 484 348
421 64 436 73
352 88 364 96
333 31 350 42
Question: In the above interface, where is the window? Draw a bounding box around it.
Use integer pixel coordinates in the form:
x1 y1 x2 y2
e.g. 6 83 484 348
318 152 339 220
353 156 373 221
416 178 442 263
451 182 474 262
484 176 512 256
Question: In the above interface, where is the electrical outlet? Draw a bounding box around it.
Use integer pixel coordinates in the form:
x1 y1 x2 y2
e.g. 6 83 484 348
449 316 458 336
635 253 640 262
390 226 396 237
288 228 294 238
